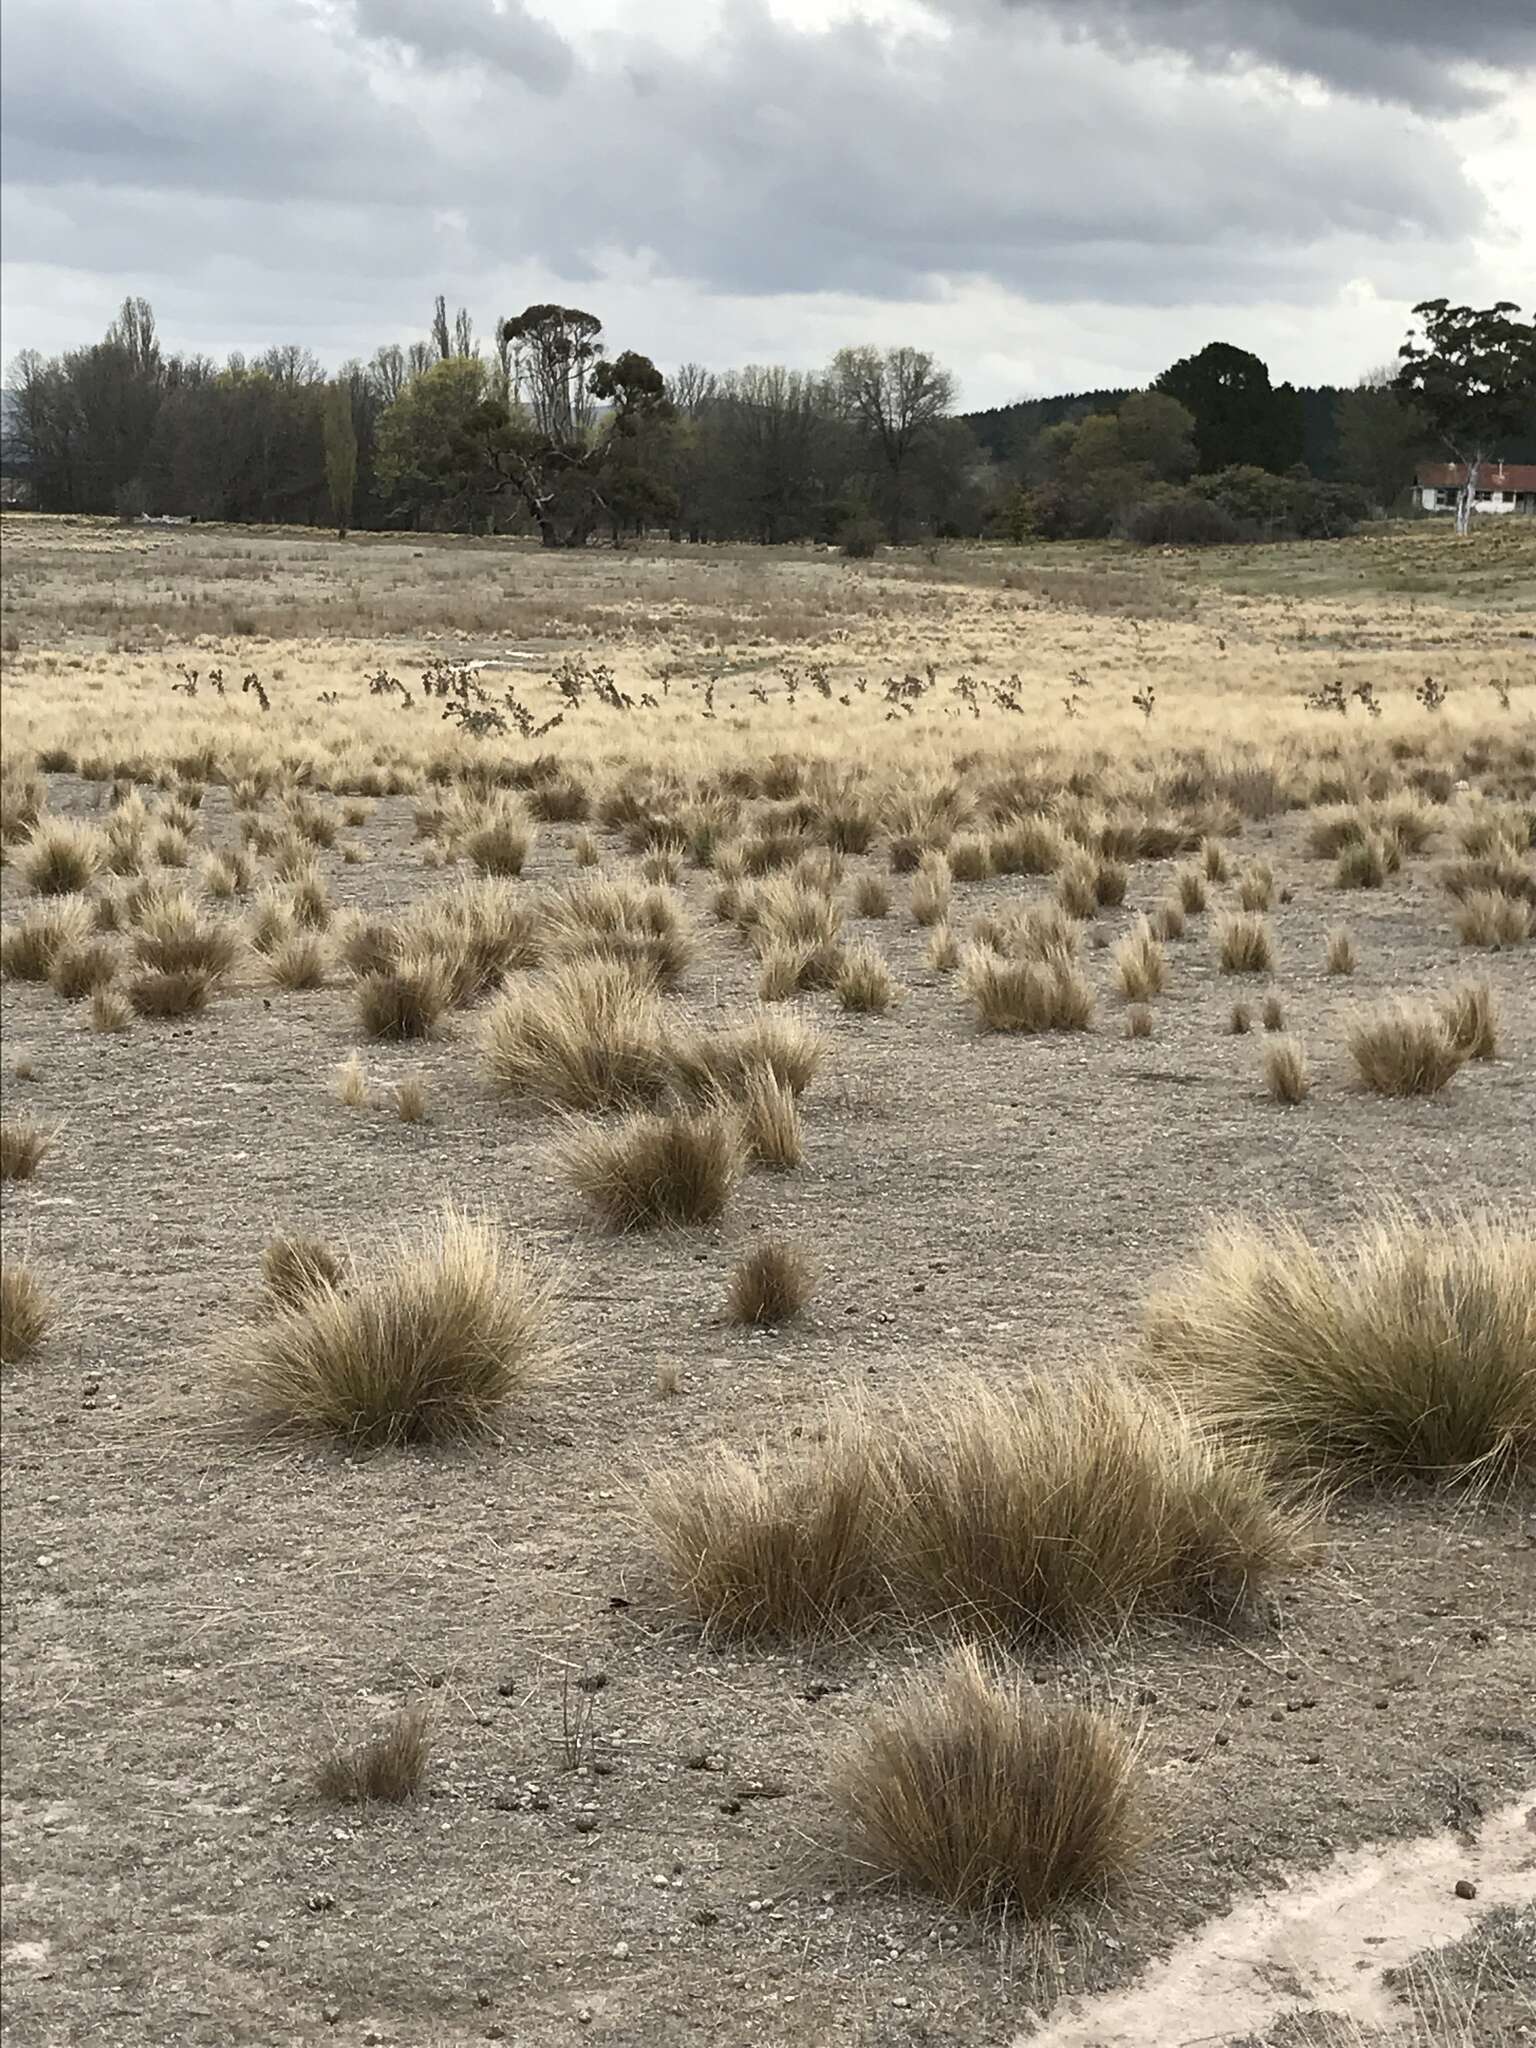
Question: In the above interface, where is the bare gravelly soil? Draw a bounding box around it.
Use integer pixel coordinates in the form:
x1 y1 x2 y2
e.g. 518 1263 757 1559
3 760 1534 2048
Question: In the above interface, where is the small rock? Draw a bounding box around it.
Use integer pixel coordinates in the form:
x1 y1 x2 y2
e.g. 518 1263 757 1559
612 1941 630 1960
322 2008 341 2027
1454 1878 1477 1900
572 1816 598 1835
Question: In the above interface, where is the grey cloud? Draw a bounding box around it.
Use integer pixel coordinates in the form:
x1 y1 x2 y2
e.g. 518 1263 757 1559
0 0 1503 384
351 0 573 92
973 0 1536 108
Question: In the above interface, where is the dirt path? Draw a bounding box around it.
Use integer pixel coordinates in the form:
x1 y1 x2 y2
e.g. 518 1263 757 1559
1019 1793 1536 2047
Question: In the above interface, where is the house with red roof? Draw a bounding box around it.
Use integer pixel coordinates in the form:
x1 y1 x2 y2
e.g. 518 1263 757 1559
1416 460 1536 515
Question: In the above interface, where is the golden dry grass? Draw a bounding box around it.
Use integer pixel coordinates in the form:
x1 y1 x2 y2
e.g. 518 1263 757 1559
354 955 451 1041
727 1238 815 1324
831 1643 1145 1915
647 1373 1302 1642
1144 1211 1536 1483
672 1009 824 1103
962 951 1094 1033
0 1256 52 1362
479 959 673 1113
836 941 900 1015
314 1704 431 1805
560 1106 748 1229
1326 925 1357 975
0 1116 52 1181
734 1068 805 1168
261 1232 347 1309
1 896 95 982
17 819 102 896
1348 1000 1466 1097
1216 912 1274 974
1113 919 1166 1001
224 1208 556 1445
1263 1037 1311 1104
1441 979 1500 1061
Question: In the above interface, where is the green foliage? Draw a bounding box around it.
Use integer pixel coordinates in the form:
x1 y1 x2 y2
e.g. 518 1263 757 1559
1395 300 1536 465
322 380 358 537
1155 342 1304 474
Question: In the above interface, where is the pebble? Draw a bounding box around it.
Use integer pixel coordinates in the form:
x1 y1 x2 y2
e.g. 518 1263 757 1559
1454 1878 1477 1900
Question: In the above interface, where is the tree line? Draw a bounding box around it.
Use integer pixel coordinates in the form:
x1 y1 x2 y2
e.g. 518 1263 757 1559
3 294 1530 545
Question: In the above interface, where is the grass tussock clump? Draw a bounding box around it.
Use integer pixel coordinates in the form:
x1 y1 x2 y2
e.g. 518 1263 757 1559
1 1257 53 1362
480 959 672 1113
127 966 215 1018
1 897 95 982
647 1373 1301 1642
264 932 329 991
561 1106 747 1230
546 875 693 989
962 951 1094 1034
261 1232 347 1309
1348 1000 1466 1097
851 872 891 919
646 1423 883 1637
354 955 451 1041
1113 919 1166 1001
672 1010 824 1104
910 855 952 928
1453 889 1531 949
132 894 242 982
1326 926 1356 975
1215 912 1273 974
1334 834 1398 891
735 1068 805 1168
1441 979 1500 1061
836 941 900 1014
315 1704 431 1805
49 939 119 1000
18 819 102 897
831 1644 1145 1916
224 1207 556 1446
927 924 961 973
89 985 133 1034
1263 1037 1311 1104
727 1238 815 1324
0 1117 52 1182
461 802 535 878
1145 1212 1536 1483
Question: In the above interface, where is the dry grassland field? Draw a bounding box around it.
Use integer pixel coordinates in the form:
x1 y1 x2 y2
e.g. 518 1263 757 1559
1 513 1534 2048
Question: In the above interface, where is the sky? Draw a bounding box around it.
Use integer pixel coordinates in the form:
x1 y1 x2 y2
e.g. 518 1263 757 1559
1 0 1531 409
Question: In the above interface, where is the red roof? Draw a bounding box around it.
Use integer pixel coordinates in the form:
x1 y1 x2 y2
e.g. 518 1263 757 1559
1417 462 1536 491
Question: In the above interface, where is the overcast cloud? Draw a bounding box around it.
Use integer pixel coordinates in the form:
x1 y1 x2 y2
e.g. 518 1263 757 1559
0 0 1529 406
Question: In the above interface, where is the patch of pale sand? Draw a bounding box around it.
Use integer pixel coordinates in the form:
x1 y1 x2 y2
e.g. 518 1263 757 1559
1017 1792 1536 2048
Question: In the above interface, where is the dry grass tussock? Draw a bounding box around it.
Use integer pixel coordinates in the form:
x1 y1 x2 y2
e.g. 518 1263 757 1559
1441 979 1500 1060
734 1067 804 1167
131 893 242 981
1113 919 1166 1001
646 1372 1302 1642
0 1116 52 1181
545 874 693 989
1144 1211 1536 1483
264 931 329 991
1 1257 53 1362
480 958 673 1113
836 941 900 1014
1348 999 1466 1097
49 938 119 999
1453 889 1532 948
127 966 215 1018
727 1238 815 1324
1326 925 1356 975
560 1106 747 1229
1216 912 1274 974
962 950 1094 1033
1263 1037 1311 1104
831 1644 1145 1916
354 954 451 1041
89 984 133 1033
261 1232 347 1309
314 1704 431 1805
1 896 95 981
672 1009 824 1103
222 1207 557 1445
18 818 102 896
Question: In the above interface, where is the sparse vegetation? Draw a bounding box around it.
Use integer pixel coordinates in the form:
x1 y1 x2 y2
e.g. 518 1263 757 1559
561 1106 748 1229
1216 912 1274 974
0 1117 52 1182
315 1704 431 1805
261 1232 347 1308
831 1644 1145 1915
1263 1037 1310 1104
1 1257 52 1361
1145 1212 1536 1483
224 1207 556 1444
480 959 672 1112
1348 1000 1466 1097
727 1238 815 1324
